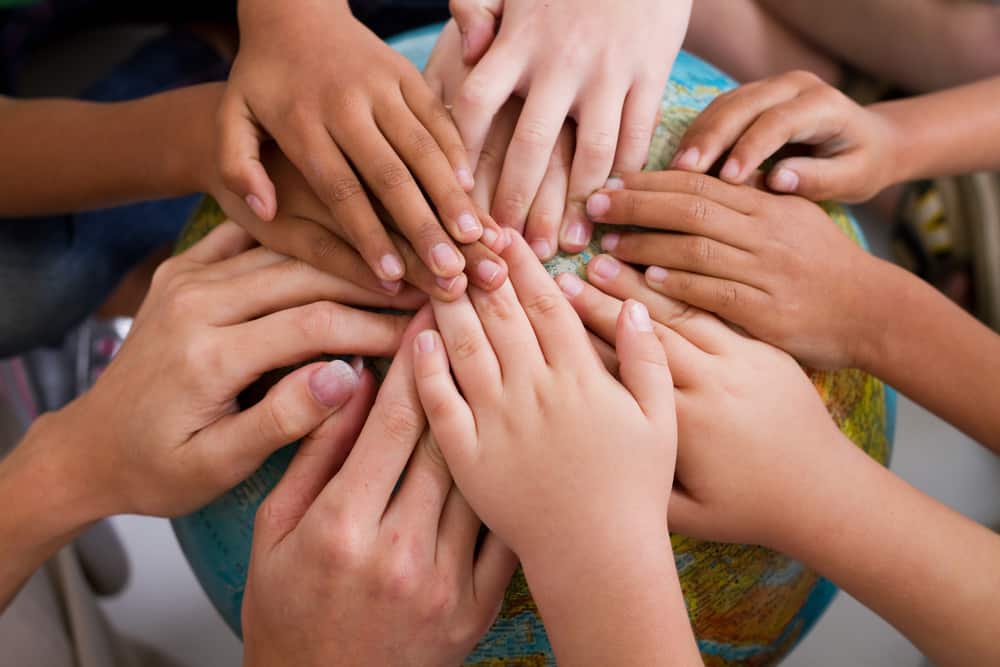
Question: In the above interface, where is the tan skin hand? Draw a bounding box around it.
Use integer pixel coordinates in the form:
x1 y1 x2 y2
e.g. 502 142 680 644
670 70 900 202
62 222 422 519
243 310 517 667
585 170 880 370
425 20 577 260
219 0 487 288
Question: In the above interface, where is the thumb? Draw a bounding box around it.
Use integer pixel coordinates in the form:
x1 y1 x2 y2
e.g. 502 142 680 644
616 300 676 425
217 91 277 221
450 0 503 65
253 366 376 546
767 155 862 202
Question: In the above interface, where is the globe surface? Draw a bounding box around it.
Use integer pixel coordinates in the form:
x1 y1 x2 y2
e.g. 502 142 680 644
173 25 897 667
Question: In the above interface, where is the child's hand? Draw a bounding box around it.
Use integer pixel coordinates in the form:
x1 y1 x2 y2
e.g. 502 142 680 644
586 171 885 370
425 20 576 260
448 0 691 251
412 232 677 565
218 1 485 288
556 272 854 549
62 223 422 519
243 311 516 667
220 144 509 301
671 70 899 202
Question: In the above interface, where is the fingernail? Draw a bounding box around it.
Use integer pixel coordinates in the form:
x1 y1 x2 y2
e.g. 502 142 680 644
481 226 499 248
309 360 359 408
557 272 584 297
628 301 654 332
530 239 552 259
587 193 611 218
380 254 405 280
720 158 741 181
601 233 620 252
564 222 588 247
771 168 799 192
350 356 365 374
476 259 502 285
590 255 621 280
646 266 668 284
456 168 474 190
672 147 700 170
379 279 402 294
431 243 463 273
436 275 460 292
246 193 267 219
457 212 481 235
605 177 625 191
416 330 436 353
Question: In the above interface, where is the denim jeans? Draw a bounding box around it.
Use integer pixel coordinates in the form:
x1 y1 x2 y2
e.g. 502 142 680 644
0 31 228 357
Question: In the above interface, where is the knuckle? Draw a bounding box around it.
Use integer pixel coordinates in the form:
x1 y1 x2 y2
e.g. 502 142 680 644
528 208 561 232
716 282 740 307
376 162 413 191
410 218 448 247
378 548 421 600
293 302 338 346
383 399 425 442
422 582 460 622
458 76 490 110
786 69 822 88
448 330 483 362
579 131 615 163
687 197 711 224
265 389 305 443
166 279 206 318
333 89 368 116
512 119 553 153
687 237 718 265
495 190 531 224
408 128 442 158
150 257 183 290
327 176 365 204
522 292 562 319
310 233 349 265
314 518 367 569
477 143 504 169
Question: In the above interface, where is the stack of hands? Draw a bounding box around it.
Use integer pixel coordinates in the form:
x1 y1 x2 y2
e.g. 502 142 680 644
3 1 1000 665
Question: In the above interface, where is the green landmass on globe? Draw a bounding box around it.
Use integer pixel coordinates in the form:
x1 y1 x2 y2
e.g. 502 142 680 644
172 25 896 667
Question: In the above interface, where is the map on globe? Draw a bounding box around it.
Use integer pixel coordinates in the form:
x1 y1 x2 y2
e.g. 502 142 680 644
173 25 896 667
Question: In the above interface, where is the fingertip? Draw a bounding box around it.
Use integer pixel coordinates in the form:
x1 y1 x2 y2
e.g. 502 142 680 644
624 299 654 333
768 166 800 193
720 158 742 183
671 146 702 171
414 329 440 356
556 271 585 299
308 360 360 409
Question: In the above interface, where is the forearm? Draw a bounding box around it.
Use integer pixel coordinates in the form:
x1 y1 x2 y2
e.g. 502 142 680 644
0 412 104 610
0 82 222 217
780 442 1000 666
523 528 702 666
855 258 1000 451
877 77 1000 185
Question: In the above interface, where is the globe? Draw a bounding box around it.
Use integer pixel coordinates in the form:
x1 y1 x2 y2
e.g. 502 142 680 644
172 25 897 667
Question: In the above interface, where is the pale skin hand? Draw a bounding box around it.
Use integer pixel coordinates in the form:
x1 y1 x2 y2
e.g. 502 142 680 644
219 0 486 286
558 280 1000 666
425 20 576 260
449 0 692 253
243 310 517 667
672 73 1000 202
0 223 423 609
584 170 1000 450
412 232 702 666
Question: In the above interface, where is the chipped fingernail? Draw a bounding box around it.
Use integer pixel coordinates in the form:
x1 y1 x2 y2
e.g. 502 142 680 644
646 265 668 284
557 272 584 297
380 254 404 280
590 255 621 280
628 300 653 332
530 239 552 259
587 193 611 218
309 359 359 408
431 243 463 273
601 233 620 252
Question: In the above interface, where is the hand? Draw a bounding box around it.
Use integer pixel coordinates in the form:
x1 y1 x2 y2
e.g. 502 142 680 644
425 20 576 260
556 270 854 549
413 233 699 666
243 310 516 667
62 222 421 518
449 0 691 251
412 232 676 564
585 171 884 370
670 70 900 202
219 0 486 287
221 144 510 301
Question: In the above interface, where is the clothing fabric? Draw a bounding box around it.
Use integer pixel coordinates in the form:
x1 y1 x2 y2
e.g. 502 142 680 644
0 30 228 358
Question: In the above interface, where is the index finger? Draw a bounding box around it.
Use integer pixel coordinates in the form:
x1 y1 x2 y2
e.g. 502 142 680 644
315 307 435 524
452 44 525 170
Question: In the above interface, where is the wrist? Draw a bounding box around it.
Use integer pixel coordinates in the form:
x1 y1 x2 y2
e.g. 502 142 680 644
846 255 900 373
160 83 227 196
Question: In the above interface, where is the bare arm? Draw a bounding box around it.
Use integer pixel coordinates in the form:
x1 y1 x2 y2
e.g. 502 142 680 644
0 82 221 216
